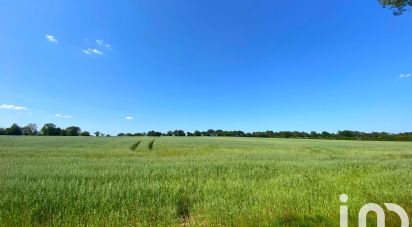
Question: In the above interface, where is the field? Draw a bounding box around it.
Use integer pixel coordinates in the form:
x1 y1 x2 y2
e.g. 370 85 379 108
0 136 411 226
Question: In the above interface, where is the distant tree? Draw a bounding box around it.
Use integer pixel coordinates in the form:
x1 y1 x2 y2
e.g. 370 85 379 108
66 126 82 136
206 129 215 136
237 130 246 137
94 131 101 137
194 130 202 136
80 131 91 136
379 0 412 15
166 131 173 136
147 131 155 136
105 134 111 137
41 123 60 136
147 131 162 137
310 131 319 138
0 128 5 135
22 124 38 135
117 133 126 136
265 130 276 138
321 131 331 138
6 123 23 135
337 130 359 139
215 129 224 136
173 130 186 136
224 130 244 137
59 129 66 136
187 132 194 136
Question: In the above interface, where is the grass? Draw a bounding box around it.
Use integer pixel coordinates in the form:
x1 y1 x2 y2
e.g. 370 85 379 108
0 136 411 226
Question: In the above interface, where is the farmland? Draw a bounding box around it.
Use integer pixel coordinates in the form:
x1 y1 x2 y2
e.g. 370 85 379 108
0 136 411 226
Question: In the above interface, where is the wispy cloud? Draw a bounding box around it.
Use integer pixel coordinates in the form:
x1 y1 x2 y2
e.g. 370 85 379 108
0 104 27 110
96 39 111 48
56 113 72 119
45 34 58 43
83 48 103 56
125 116 134 120
400 73 411 78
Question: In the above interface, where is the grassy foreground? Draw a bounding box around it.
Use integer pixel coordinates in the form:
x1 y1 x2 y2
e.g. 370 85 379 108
0 136 411 226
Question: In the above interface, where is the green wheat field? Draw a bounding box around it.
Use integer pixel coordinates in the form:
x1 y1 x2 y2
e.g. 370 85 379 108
0 136 411 226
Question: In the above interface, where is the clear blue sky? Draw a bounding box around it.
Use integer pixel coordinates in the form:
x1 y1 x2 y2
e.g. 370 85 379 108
0 0 411 134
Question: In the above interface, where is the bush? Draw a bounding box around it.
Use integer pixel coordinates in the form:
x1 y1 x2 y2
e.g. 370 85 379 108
80 131 91 136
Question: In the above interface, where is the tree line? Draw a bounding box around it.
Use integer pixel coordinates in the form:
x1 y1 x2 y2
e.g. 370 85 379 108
118 129 412 141
0 123 108 137
1 123 411 141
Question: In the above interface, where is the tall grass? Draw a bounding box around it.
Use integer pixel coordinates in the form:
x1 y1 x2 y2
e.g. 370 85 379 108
0 136 411 226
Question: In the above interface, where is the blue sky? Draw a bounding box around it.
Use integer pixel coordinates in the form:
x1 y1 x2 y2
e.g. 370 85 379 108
0 0 411 134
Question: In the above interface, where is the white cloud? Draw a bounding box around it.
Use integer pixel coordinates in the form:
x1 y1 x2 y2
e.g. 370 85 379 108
125 116 134 120
90 48 103 55
45 34 58 43
96 39 111 48
55 113 72 119
0 104 27 110
400 73 411 78
83 48 103 56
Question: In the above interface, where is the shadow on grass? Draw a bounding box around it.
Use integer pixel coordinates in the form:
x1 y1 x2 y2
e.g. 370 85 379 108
129 140 142 151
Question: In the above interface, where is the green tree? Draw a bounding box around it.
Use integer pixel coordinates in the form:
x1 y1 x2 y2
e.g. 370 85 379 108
310 131 319 138
194 130 202 136
206 129 215 136
321 131 331 138
6 123 23 135
80 131 91 136
66 126 81 136
94 131 101 137
41 123 60 136
147 131 162 137
379 0 412 15
215 130 224 136
173 130 186 136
